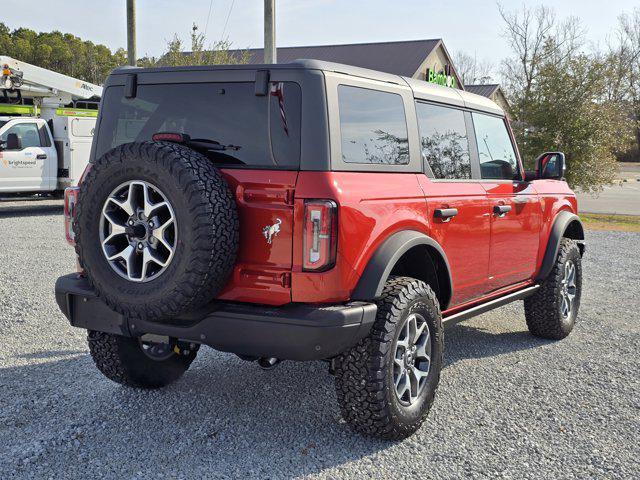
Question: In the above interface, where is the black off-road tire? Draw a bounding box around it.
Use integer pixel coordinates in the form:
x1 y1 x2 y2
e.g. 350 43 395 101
334 276 444 440
75 142 239 320
524 238 582 340
87 331 198 389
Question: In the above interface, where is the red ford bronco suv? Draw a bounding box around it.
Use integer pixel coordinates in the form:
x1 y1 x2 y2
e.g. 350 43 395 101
55 60 585 440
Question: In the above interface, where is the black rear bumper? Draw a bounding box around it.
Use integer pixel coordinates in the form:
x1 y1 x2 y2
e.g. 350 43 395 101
55 274 377 361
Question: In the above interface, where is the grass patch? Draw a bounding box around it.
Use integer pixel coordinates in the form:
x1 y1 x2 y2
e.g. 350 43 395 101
581 213 640 232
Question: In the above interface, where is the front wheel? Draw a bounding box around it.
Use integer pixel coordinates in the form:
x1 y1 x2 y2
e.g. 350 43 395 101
334 276 444 440
525 238 583 340
88 331 198 389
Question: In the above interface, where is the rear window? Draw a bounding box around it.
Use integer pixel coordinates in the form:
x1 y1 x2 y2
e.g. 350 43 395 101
95 82 301 168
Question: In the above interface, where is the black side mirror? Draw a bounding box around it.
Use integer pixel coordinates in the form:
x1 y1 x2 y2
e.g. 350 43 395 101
6 133 22 150
535 152 565 180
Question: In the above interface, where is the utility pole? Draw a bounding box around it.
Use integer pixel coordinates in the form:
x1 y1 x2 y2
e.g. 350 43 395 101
264 0 276 63
126 0 136 66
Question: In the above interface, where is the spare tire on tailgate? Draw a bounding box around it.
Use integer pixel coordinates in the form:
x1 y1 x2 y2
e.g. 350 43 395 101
75 141 239 320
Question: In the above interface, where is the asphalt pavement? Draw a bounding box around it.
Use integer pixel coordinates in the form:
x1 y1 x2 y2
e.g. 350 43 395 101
577 182 640 215
1 200 639 479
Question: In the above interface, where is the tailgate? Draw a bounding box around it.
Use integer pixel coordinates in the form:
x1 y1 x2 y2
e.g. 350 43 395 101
216 169 297 305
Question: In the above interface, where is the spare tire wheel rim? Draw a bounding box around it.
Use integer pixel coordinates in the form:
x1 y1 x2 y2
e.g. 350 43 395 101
99 180 177 282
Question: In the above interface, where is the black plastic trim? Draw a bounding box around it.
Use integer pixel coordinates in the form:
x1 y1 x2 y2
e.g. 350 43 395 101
444 285 539 323
536 211 585 281
124 74 137 98
434 208 458 219
351 230 453 306
55 274 377 361
254 69 269 96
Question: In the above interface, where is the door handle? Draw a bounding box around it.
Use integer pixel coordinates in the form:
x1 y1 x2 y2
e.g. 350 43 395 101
36 154 47 159
434 208 458 222
493 204 512 216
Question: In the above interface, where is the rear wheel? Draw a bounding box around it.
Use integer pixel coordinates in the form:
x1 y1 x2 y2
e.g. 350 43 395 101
525 238 582 340
87 331 198 389
334 276 443 440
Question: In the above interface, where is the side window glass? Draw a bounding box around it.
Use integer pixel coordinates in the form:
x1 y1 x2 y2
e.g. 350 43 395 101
338 85 409 165
415 102 471 179
472 113 519 180
0 123 42 149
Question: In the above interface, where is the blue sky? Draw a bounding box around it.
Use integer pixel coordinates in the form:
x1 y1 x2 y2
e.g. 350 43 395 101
2 0 638 64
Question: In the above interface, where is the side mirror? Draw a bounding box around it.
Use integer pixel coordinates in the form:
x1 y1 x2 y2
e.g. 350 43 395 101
5 133 22 150
535 152 566 180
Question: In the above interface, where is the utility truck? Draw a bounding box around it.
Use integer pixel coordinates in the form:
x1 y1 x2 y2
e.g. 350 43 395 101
0 56 102 194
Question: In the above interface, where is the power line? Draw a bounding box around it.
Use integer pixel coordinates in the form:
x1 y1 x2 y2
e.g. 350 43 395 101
204 0 214 38
221 0 236 41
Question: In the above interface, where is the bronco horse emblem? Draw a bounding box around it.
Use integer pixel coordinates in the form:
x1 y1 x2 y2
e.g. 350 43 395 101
262 218 282 244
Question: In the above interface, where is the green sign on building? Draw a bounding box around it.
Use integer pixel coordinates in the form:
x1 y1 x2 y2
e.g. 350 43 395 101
426 68 458 89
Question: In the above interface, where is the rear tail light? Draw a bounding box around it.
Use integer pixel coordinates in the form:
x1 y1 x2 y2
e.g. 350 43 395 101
303 200 338 272
64 186 80 246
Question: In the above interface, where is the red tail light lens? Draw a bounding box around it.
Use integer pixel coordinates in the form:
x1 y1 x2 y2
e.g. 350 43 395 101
78 163 92 185
303 200 337 272
64 186 80 246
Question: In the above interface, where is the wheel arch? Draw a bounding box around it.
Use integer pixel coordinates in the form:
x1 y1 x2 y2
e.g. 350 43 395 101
536 210 585 281
351 230 453 309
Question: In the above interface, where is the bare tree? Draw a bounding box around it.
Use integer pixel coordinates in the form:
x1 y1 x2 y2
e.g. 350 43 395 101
610 8 640 157
498 3 584 102
497 3 633 192
453 51 495 85
138 24 249 67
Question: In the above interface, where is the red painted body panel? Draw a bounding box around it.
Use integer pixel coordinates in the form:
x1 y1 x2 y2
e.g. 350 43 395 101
480 180 542 290
216 169 297 305
292 171 428 303
530 179 578 276
212 169 578 309
417 177 491 306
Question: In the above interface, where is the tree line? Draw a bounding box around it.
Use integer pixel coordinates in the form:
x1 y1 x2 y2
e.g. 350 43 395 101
2 6 639 192
456 5 640 192
0 23 127 85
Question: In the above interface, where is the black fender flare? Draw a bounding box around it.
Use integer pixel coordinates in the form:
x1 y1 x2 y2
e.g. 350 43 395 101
351 230 453 308
536 211 585 281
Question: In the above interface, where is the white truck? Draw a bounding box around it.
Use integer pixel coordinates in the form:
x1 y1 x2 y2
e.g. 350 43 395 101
0 56 103 194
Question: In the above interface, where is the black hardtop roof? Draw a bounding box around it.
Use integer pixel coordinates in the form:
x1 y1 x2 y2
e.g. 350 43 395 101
111 59 406 85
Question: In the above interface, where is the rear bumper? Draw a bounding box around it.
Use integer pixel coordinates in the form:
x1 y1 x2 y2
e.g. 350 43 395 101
55 273 377 361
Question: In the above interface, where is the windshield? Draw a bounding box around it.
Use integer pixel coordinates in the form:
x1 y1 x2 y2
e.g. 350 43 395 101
0 120 7 130
95 81 301 168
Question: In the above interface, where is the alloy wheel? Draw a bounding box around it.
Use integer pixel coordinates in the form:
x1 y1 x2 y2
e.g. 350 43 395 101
393 313 432 406
99 180 177 282
560 260 577 319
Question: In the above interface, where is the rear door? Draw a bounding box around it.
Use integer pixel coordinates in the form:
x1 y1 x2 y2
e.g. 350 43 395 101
68 117 95 185
415 102 492 306
94 75 303 305
217 169 297 305
471 112 542 290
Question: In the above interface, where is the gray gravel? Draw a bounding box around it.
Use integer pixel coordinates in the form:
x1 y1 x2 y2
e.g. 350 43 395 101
1 199 639 479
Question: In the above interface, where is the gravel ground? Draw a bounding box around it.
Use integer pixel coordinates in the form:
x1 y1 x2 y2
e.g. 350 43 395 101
1 199 639 479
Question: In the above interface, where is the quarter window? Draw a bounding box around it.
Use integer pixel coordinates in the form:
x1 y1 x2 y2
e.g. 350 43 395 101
0 123 42 149
472 113 519 180
338 85 409 165
416 102 471 180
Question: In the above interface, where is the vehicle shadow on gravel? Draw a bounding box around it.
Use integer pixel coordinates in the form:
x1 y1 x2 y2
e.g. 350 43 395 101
443 320 553 367
0 203 63 218
3 318 554 478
